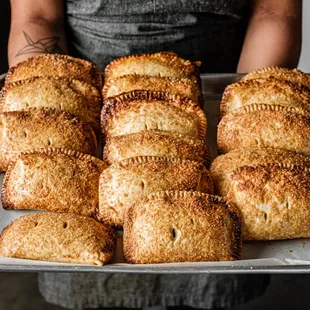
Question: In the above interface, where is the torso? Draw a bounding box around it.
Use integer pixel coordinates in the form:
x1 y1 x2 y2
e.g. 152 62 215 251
66 0 248 72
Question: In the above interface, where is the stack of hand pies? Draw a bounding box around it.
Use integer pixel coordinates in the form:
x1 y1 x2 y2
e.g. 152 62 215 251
0 52 243 265
211 67 310 240
100 52 241 264
0 54 116 265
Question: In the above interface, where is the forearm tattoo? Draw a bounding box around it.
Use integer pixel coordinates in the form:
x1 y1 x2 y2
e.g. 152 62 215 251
16 31 64 57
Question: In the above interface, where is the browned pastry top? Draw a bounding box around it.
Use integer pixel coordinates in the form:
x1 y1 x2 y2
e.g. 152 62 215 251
5 54 102 89
221 77 310 117
2 148 106 217
1 76 101 132
241 66 310 88
217 103 310 155
101 90 207 140
0 108 97 172
102 74 202 106
227 163 310 240
124 190 242 264
103 130 210 167
0 213 116 265
210 148 310 196
98 156 214 227
104 51 200 82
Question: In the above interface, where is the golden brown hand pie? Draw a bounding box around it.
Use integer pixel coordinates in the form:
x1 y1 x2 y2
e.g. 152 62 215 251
124 191 242 263
1 77 101 132
217 104 310 155
104 51 201 82
103 130 210 167
102 74 202 106
5 54 102 89
221 77 310 117
2 148 106 217
226 164 310 240
101 90 207 140
0 108 97 172
98 156 214 227
210 148 310 196
241 66 310 88
0 213 116 265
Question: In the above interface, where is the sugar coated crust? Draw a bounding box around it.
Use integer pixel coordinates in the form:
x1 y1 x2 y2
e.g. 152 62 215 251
0 213 116 265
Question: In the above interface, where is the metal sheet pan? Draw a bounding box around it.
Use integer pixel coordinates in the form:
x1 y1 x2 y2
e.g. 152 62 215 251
1 73 310 273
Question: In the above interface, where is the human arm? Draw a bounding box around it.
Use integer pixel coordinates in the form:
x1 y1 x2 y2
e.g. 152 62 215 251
237 0 302 73
8 0 67 67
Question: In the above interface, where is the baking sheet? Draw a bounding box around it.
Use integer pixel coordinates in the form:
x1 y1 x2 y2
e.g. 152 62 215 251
1 73 310 273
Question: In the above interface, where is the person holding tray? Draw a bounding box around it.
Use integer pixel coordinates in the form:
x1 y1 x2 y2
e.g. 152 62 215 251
8 0 301 309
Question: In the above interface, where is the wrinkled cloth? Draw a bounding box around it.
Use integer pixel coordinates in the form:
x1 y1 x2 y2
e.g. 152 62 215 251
65 0 248 72
39 273 270 309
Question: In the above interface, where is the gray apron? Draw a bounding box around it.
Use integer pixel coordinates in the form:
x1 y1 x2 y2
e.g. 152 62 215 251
39 1 270 309
65 0 248 72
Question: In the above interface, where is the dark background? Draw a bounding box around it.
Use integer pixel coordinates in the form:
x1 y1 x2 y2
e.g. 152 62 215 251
0 0 10 73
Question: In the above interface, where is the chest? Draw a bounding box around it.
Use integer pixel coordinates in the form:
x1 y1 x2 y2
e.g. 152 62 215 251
66 0 247 16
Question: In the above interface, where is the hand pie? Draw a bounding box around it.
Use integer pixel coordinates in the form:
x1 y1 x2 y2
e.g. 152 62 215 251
217 104 310 155
0 108 97 172
124 191 242 263
0 213 116 265
1 77 101 132
104 51 201 82
102 74 202 106
5 54 102 89
241 66 310 89
103 130 210 167
227 163 310 240
210 148 310 196
98 156 214 227
101 90 207 140
2 148 106 217
221 77 310 117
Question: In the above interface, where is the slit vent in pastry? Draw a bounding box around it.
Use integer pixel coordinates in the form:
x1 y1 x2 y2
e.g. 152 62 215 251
0 108 97 172
98 156 214 227
226 163 310 240
0 213 116 265
123 190 242 263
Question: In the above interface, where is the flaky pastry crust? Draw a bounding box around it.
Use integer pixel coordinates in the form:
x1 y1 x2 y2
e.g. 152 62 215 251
0 213 116 265
217 104 310 155
210 148 310 196
102 74 202 106
104 51 201 82
5 54 102 89
221 77 310 117
124 190 242 263
103 130 210 167
1 77 101 132
241 66 310 88
98 156 214 227
0 108 97 172
2 148 106 217
227 163 310 240
101 90 207 140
